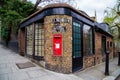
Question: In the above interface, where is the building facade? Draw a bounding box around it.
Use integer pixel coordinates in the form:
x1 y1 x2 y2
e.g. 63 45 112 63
19 3 114 73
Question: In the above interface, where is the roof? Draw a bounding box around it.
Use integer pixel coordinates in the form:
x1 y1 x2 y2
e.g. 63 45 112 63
94 22 113 38
78 10 90 17
21 3 94 24
20 3 113 38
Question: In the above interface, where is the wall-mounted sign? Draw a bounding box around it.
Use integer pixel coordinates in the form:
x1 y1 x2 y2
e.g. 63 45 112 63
51 18 70 32
51 18 70 23
53 34 62 56
52 22 67 32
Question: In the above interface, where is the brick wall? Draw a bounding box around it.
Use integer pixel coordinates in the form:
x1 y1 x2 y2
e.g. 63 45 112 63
83 56 95 69
106 36 114 59
95 32 113 65
44 15 72 73
95 32 103 64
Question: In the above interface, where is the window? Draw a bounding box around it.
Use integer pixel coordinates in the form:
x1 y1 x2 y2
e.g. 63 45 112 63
107 41 109 49
73 22 82 58
26 25 33 55
34 23 44 57
83 24 93 56
110 42 112 47
102 36 106 53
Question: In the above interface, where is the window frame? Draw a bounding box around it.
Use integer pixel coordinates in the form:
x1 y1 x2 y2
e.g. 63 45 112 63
26 25 33 56
33 23 44 60
107 41 109 49
83 24 94 56
72 20 83 58
110 41 112 47
101 36 106 54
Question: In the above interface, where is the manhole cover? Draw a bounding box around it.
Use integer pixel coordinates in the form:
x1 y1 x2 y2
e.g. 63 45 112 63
16 62 35 69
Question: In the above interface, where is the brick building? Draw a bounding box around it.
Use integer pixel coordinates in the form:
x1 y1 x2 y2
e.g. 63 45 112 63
19 3 115 73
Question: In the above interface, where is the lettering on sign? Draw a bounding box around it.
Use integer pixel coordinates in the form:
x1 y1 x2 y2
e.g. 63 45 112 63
51 18 70 32
51 18 70 23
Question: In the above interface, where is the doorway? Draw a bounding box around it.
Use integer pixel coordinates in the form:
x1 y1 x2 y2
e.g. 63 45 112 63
72 20 83 72
101 36 106 62
102 36 106 54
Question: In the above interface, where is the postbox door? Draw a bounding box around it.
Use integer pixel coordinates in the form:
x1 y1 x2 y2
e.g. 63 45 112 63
53 34 62 56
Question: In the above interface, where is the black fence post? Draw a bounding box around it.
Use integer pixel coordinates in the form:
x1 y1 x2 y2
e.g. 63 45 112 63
105 51 110 76
118 52 120 66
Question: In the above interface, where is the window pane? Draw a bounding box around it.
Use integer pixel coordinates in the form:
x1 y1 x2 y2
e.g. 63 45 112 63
34 23 44 57
83 24 93 56
73 22 82 57
26 25 33 55
110 42 112 47
102 36 106 53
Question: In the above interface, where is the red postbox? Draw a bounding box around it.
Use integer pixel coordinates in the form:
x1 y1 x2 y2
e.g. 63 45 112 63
53 34 62 56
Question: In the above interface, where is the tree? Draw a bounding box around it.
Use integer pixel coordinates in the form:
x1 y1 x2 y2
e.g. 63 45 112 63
0 0 37 45
0 0 5 7
103 0 120 52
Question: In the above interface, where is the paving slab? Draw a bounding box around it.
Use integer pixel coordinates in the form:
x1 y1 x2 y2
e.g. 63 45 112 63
0 67 12 75
27 69 47 78
0 74 9 80
8 72 29 80
0 63 7 68
112 69 120 78
102 76 115 80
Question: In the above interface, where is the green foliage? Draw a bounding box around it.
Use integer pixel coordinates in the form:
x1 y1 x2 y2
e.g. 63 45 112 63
103 0 120 51
0 0 37 45
1 26 10 45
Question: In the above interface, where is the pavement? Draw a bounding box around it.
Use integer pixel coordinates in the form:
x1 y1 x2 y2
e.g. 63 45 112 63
0 45 120 80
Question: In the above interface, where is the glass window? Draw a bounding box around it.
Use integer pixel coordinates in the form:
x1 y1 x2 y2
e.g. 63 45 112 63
83 24 93 56
73 22 82 58
110 42 112 47
107 41 109 49
102 36 106 54
34 23 44 57
26 25 33 55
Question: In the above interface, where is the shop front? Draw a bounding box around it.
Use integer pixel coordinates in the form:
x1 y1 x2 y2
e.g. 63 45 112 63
19 3 114 73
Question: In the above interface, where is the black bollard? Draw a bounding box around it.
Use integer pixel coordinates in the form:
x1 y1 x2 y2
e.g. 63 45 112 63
118 52 120 66
105 51 110 75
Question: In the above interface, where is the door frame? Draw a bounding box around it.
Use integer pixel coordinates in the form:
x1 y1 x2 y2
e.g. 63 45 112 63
102 36 106 54
72 18 83 72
